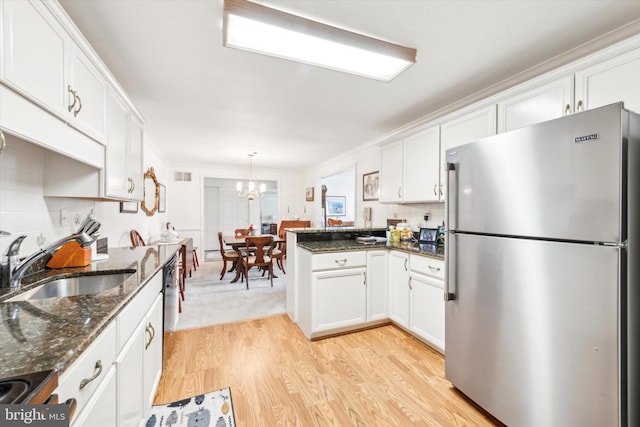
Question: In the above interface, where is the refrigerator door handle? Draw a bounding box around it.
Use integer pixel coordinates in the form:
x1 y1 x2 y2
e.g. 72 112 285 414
446 162 457 231
444 232 456 301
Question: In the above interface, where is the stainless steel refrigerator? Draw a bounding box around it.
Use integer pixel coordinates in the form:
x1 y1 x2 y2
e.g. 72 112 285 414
444 102 639 427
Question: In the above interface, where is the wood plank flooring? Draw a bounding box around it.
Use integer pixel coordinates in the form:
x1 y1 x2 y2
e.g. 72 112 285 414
154 314 501 426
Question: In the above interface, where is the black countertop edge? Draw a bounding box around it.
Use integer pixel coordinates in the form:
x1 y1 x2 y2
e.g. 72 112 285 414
0 245 180 380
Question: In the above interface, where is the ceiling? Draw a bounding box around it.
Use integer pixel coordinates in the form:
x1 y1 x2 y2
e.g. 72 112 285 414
58 0 640 171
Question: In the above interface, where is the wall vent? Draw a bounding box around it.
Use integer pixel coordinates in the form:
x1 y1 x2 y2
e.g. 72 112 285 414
174 172 192 182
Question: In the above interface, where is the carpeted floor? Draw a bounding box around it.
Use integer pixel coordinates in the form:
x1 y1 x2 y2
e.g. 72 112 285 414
175 258 286 330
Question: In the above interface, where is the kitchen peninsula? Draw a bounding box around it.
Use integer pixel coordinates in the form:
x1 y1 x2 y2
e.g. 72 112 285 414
286 228 445 351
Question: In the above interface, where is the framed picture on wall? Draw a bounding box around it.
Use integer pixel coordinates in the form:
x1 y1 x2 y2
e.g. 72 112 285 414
119 201 138 213
305 187 314 201
327 196 346 216
363 171 380 201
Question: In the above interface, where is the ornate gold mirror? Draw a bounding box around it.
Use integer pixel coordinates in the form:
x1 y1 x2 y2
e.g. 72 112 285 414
141 167 160 216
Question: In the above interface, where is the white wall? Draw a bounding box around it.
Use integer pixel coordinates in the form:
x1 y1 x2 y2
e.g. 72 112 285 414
304 143 445 232
0 133 169 257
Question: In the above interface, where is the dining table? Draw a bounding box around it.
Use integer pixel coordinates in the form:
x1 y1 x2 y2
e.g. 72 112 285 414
222 234 285 283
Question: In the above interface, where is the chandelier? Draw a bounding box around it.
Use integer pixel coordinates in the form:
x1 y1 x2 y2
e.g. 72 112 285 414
236 153 266 200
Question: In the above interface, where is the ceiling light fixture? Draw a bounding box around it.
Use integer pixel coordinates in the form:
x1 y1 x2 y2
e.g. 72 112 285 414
222 0 417 82
237 152 266 201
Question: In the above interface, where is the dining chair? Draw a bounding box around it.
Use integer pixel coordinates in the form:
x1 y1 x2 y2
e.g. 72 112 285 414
240 235 274 289
328 218 343 226
130 230 146 247
217 232 240 280
234 228 250 237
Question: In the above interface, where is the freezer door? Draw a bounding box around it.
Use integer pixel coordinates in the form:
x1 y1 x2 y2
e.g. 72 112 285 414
445 233 621 427
446 102 625 243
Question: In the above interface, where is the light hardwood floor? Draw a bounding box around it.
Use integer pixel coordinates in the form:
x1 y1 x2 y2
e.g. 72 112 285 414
155 314 501 426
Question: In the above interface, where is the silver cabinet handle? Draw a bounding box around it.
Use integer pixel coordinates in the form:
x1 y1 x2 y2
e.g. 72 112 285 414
334 259 347 266
145 322 156 350
576 100 584 112
363 271 366 286
433 184 438 196
397 187 402 199
428 265 441 272
79 360 103 390
409 277 412 290
564 103 571 115
0 130 5 154
67 85 76 112
439 183 443 197
403 257 408 271
74 93 82 117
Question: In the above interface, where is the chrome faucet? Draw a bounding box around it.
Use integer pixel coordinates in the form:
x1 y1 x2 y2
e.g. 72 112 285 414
1 232 94 288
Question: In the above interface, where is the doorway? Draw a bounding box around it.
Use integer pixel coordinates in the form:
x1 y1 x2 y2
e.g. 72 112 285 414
203 178 278 254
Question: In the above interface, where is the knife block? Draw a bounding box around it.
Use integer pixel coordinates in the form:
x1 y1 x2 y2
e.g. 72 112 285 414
46 241 92 268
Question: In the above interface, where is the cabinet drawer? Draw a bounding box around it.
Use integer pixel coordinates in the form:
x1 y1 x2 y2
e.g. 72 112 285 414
410 255 444 280
312 251 366 271
57 321 117 417
117 271 162 351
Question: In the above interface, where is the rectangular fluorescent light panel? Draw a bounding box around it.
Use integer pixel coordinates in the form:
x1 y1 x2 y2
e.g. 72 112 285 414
223 0 416 82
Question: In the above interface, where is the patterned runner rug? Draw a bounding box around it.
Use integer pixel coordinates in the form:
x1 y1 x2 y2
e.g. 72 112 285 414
145 387 235 427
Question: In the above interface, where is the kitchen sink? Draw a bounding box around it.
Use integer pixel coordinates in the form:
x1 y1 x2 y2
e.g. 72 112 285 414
6 273 133 302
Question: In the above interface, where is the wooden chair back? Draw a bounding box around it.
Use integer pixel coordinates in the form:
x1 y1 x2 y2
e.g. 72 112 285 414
130 230 146 247
243 235 274 265
234 228 250 237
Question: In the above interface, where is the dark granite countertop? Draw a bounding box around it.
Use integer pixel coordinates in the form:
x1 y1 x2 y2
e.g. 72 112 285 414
0 245 179 379
297 239 444 260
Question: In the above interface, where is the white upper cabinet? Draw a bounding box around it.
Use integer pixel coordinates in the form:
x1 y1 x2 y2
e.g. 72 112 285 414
403 125 440 202
575 48 640 114
379 140 403 202
105 90 143 201
1 0 68 116
380 125 440 203
497 76 574 133
1 0 107 144
68 43 107 142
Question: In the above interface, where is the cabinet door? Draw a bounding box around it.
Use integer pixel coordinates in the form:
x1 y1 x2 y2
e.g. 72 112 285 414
143 295 164 410
379 140 403 202
128 116 144 200
312 267 367 332
105 90 129 198
388 251 410 328
68 43 107 143
575 48 640 114
403 125 440 202
366 250 388 322
497 76 574 133
1 0 68 116
117 321 145 427
409 272 445 352
440 105 497 199
71 364 117 427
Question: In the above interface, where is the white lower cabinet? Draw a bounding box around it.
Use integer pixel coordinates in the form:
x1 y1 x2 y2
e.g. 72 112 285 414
388 251 410 328
312 267 367 332
409 255 445 352
366 250 388 322
69 364 117 427
388 252 445 352
55 271 163 426
299 249 389 339
56 322 117 427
